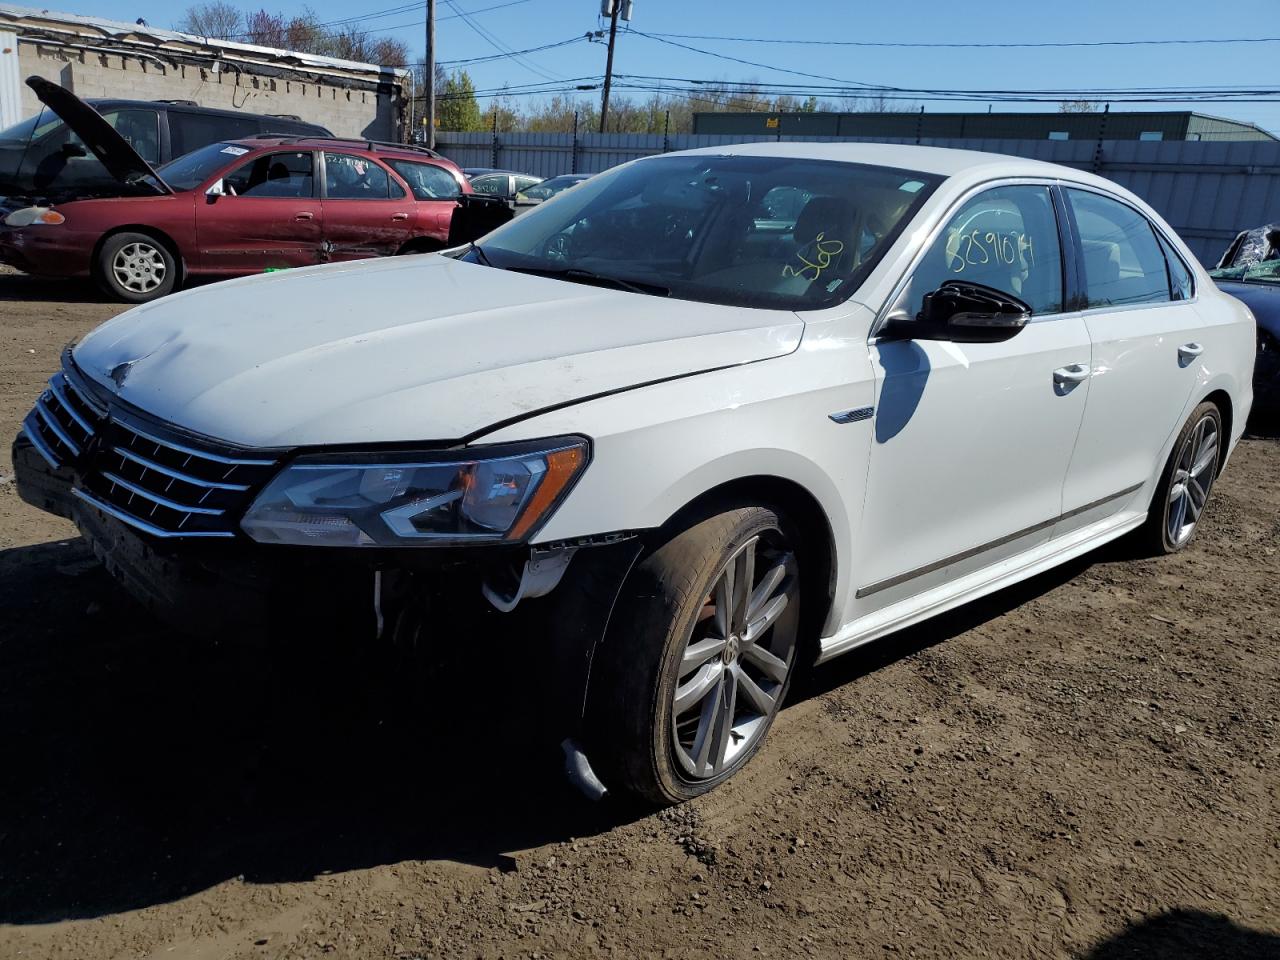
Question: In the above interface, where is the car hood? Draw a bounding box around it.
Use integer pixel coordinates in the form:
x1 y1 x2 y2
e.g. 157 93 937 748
1216 279 1280 337
14 77 170 199
72 255 804 448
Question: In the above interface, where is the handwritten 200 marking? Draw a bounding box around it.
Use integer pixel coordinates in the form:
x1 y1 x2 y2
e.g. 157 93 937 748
783 232 846 280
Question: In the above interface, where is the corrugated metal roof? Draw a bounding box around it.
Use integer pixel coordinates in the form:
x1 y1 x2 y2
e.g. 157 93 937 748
0 2 408 79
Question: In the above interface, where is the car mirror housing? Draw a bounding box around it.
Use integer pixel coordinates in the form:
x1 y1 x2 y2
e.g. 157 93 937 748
881 280 1032 344
205 179 226 200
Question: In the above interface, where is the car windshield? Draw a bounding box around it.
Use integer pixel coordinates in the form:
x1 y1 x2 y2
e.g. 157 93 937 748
470 155 941 310
1210 260 1280 285
157 141 247 191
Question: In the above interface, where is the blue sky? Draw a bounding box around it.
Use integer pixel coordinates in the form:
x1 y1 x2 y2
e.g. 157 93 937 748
66 0 1280 134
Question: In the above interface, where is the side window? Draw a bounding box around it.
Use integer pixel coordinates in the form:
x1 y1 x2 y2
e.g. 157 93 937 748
224 151 314 198
514 175 542 193
1067 190 1170 308
170 112 259 157
101 109 161 164
1157 232 1194 301
387 160 461 200
470 174 507 196
325 152 391 199
898 185 1063 319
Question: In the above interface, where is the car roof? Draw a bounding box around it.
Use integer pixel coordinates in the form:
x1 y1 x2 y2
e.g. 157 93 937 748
668 140 1120 190
230 136 454 163
82 97 327 128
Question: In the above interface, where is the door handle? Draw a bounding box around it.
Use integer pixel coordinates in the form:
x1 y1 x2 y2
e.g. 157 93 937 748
1053 363 1091 386
391 212 410 222
1178 342 1204 366
294 212 314 221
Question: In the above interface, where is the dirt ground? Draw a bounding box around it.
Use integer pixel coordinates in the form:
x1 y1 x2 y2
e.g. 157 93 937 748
1 264 1277 960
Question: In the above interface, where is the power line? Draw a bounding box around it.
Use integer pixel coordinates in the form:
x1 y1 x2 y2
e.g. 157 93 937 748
442 0 562 82
438 35 588 67
643 30 1280 50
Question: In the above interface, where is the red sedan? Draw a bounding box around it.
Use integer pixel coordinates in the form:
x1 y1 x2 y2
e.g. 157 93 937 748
0 80 489 302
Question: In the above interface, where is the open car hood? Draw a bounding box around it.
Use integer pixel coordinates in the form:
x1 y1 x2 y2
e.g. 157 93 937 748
24 76 170 195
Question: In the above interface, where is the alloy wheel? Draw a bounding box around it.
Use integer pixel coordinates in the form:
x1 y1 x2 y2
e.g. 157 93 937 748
671 534 798 780
1166 413 1219 547
112 241 167 295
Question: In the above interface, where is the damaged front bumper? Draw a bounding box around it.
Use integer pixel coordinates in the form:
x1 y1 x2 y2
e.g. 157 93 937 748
13 375 645 779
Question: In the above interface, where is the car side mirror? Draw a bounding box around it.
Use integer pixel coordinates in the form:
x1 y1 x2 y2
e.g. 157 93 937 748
881 280 1031 344
60 142 87 159
205 180 226 201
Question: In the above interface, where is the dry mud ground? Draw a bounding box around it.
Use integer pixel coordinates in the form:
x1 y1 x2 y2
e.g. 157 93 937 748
0 266 1277 959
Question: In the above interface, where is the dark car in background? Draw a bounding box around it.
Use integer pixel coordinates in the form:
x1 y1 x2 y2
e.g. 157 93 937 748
1210 223 1280 416
463 167 543 201
0 84 331 202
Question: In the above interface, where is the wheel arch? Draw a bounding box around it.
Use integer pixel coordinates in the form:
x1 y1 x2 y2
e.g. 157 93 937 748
655 473 841 655
92 225 187 285
1201 387 1233 476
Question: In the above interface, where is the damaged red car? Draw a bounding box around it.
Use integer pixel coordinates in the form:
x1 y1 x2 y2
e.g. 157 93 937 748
0 78 500 302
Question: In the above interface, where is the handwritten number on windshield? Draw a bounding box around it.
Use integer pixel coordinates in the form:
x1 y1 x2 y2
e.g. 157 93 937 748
784 232 845 280
948 229 1036 274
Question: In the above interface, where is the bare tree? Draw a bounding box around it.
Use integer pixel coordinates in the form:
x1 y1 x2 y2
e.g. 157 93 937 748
176 1 243 40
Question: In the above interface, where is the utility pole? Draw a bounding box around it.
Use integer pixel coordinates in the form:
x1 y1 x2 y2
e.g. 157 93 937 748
425 0 436 149
598 0 621 133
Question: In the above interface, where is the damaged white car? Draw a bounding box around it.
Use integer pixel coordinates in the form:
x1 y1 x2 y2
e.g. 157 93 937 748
14 143 1255 804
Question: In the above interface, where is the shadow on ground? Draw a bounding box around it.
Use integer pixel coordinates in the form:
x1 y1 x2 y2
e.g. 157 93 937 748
0 270 103 303
0 534 1120 924
1082 909 1280 959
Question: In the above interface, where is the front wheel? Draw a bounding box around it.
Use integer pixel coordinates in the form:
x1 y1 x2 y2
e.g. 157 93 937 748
1136 401 1223 554
96 232 178 303
587 506 802 805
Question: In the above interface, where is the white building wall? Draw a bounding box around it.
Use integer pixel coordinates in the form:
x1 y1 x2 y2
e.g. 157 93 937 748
0 30 20 128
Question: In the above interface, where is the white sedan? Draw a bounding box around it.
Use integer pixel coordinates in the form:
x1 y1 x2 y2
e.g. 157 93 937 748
14 143 1255 804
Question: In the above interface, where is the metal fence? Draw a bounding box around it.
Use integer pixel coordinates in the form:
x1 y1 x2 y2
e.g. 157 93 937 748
435 131 1280 267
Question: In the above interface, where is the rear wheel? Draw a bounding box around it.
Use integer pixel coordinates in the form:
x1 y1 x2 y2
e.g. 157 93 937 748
96 232 177 303
1136 401 1223 554
588 506 802 804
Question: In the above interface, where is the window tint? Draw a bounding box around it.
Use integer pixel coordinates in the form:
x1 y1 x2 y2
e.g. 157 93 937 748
170 112 260 157
103 109 161 165
1067 190 1170 308
514 175 541 192
1158 232 1194 301
898 185 1063 319
470 174 508 196
325 152 391 199
388 160 461 200
224 151 314 198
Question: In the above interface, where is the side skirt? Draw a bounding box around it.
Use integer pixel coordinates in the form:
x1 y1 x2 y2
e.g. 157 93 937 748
816 510 1146 665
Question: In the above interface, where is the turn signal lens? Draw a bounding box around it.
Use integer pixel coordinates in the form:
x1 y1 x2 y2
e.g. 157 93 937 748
3 207 65 226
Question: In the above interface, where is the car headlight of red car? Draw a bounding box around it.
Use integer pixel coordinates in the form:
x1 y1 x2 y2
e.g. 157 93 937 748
4 206 66 226
240 437 589 547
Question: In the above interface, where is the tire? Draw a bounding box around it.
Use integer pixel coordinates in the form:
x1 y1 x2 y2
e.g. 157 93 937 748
1134 400 1223 555
96 232 178 303
587 505 803 805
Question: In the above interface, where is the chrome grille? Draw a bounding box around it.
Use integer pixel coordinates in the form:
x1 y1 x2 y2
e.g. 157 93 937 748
22 359 280 539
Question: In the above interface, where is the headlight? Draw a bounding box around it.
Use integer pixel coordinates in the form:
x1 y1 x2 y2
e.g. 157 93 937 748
240 437 588 547
4 206 65 226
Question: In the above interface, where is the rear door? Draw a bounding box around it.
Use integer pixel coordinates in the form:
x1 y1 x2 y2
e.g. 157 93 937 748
1056 187 1203 535
193 148 323 273
384 158 463 244
320 151 416 260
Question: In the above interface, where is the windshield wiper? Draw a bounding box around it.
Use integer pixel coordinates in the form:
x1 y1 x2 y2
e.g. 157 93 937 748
508 265 670 298
469 242 494 267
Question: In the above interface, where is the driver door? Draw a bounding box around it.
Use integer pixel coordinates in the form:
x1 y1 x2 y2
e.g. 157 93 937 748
849 184 1093 619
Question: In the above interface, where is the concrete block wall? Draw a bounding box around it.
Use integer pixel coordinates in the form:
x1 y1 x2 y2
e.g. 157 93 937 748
16 40 398 139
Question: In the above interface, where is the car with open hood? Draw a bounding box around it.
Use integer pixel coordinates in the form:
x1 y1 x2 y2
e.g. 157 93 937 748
0 86 331 204
0 78 505 302
12 142 1256 804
